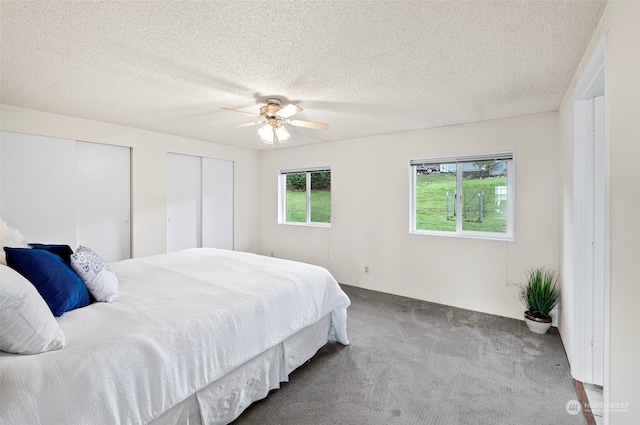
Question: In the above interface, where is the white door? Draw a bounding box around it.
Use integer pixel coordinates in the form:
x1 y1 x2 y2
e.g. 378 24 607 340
0 131 77 245
0 132 132 261
574 96 606 387
76 141 131 262
166 153 234 252
202 157 233 250
591 96 606 386
166 153 202 252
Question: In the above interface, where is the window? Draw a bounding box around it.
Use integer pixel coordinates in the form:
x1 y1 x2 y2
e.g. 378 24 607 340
279 167 331 226
410 152 514 240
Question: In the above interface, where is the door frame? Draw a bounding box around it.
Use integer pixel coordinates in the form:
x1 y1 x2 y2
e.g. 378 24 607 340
571 34 609 418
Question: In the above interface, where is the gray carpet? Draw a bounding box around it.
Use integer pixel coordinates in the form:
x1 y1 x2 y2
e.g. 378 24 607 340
232 285 585 425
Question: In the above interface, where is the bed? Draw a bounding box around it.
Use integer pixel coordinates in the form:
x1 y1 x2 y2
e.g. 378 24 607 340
0 247 351 425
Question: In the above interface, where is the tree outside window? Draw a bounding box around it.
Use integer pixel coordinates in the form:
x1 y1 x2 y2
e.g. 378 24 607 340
281 169 331 225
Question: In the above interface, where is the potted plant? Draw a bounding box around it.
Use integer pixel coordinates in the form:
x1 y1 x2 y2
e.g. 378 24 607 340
517 267 560 334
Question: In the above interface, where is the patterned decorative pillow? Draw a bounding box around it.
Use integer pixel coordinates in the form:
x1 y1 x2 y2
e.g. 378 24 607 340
70 246 118 303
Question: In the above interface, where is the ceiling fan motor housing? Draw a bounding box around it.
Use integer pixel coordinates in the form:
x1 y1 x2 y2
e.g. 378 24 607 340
260 98 283 117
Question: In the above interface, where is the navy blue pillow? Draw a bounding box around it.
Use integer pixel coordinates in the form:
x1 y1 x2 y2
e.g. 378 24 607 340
4 247 91 317
28 243 73 266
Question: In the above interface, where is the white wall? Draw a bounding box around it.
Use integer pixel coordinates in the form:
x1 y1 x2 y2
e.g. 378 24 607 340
0 105 259 258
558 2 640 424
258 112 560 321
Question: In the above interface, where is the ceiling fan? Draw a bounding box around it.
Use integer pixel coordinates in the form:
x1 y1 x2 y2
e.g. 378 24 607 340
221 98 328 145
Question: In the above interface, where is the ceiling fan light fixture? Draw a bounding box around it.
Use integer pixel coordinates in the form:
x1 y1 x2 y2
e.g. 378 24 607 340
275 125 290 143
258 124 275 144
258 123 291 144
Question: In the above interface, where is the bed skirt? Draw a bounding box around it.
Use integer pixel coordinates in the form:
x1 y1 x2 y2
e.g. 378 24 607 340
150 314 331 425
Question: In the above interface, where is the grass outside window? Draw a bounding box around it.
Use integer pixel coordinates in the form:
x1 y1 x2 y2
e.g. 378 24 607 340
281 169 331 225
412 155 513 239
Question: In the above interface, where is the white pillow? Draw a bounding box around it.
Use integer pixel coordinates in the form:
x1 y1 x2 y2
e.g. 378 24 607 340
0 264 66 354
0 219 28 265
70 246 118 303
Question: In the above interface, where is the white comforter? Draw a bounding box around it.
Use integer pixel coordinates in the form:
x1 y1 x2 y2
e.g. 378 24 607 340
0 248 350 425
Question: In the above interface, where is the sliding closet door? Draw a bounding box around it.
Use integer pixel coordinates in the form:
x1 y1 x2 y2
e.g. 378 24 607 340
0 132 131 261
166 153 234 252
166 153 202 252
202 157 233 250
0 131 77 245
76 141 131 262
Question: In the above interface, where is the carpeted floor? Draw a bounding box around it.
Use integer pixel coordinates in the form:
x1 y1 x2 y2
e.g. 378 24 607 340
232 284 585 425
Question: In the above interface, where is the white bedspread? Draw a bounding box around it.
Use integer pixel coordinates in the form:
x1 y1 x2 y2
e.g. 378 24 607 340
0 248 350 425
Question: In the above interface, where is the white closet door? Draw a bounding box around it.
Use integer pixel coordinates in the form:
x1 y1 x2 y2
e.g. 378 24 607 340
202 158 233 250
0 131 77 245
76 141 131 262
167 153 202 252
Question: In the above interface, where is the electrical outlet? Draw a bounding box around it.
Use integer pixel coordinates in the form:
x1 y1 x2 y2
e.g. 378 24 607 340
364 265 370 275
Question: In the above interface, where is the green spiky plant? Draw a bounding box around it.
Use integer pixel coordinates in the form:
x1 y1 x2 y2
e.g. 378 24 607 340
519 267 560 320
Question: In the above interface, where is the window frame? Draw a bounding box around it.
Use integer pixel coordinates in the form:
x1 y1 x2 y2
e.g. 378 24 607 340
278 166 331 227
409 152 515 241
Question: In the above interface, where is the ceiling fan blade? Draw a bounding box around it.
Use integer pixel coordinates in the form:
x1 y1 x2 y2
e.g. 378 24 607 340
287 119 329 130
276 104 303 118
220 107 260 117
231 120 265 128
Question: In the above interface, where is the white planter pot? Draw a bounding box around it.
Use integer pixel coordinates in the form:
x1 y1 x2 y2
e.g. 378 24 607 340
524 311 552 334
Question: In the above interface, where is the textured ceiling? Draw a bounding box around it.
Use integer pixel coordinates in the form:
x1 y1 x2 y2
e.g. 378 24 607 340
0 1 606 150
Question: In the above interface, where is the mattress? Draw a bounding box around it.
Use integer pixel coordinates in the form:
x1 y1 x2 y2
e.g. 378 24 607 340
0 248 350 425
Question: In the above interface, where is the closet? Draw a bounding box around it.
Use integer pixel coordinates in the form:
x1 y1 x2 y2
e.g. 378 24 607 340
166 153 233 252
0 131 131 262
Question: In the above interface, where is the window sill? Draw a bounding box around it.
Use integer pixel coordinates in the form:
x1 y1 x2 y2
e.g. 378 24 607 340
410 229 513 242
279 222 331 228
